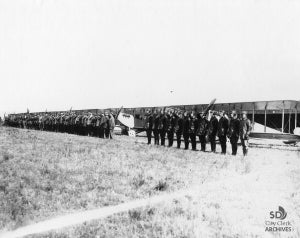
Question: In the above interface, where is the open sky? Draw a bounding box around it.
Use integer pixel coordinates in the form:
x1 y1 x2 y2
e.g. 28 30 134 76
0 0 299 116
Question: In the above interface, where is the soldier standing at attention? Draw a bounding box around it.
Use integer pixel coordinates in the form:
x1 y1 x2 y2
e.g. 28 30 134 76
218 110 229 154
60 113 65 133
104 112 110 138
190 112 198 151
240 111 252 156
64 114 70 134
98 113 105 138
182 112 190 150
91 113 97 136
108 114 115 139
165 112 171 146
95 114 101 137
70 113 76 134
207 111 218 153
145 110 153 144
86 113 93 136
167 111 176 147
74 114 80 135
159 110 167 146
39 114 44 131
153 111 160 145
175 112 183 149
197 112 208 152
82 113 88 136
228 111 240 155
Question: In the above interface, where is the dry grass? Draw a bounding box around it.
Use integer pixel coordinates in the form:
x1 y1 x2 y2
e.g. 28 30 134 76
0 127 300 238
0 127 224 230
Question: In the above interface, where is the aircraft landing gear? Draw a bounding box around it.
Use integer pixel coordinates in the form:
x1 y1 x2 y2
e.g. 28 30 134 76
128 129 136 137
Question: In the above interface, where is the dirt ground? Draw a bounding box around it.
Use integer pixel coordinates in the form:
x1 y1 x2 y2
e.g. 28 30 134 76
0 127 299 238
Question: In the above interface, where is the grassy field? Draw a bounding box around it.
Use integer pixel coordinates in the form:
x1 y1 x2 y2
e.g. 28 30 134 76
0 127 299 238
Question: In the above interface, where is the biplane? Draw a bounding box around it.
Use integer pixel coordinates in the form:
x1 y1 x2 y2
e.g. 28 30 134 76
8 99 300 145
115 99 300 145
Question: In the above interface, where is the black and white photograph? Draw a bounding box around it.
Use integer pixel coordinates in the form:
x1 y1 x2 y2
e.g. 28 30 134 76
0 0 299 237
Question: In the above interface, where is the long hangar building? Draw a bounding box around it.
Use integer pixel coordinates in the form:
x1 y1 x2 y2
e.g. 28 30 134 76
11 100 300 134
67 100 300 134
128 100 299 134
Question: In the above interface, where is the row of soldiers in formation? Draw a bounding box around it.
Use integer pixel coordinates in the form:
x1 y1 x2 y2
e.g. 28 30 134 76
4 112 116 139
144 110 252 156
4 109 252 155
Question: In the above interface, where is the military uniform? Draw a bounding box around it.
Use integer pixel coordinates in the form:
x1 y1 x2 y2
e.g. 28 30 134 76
240 112 252 156
59 114 65 133
39 115 44 131
218 113 229 154
190 114 198 150
153 113 160 145
86 114 93 136
64 115 70 133
99 114 106 138
182 113 190 150
108 114 115 139
175 113 183 148
207 114 218 152
70 114 76 134
104 114 110 138
95 115 101 137
167 113 176 147
145 112 153 144
159 113 167 146
228 112 240 155
197 114 208 151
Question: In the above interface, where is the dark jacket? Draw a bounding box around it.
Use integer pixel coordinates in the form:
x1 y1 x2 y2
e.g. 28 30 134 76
159 115 168 130
145 114 153 130
100 116 108 129
175 116 183 133
218 116 229 137
182 116 190 135
190 117 198 134
153 115 160 130
197 117 209 136
228 118 240 138
207 116 218 137
167 115 176 132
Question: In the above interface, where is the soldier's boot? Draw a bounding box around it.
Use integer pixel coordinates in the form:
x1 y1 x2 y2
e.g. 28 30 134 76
200 142 204 151
184 140 189 150
211 142 215 152
161 136 165 146
147 130 152 144
168 137 172 147
221 143 226 154
176 134 181 148
232 144 237 155
176 136 181 148
243 148 248 156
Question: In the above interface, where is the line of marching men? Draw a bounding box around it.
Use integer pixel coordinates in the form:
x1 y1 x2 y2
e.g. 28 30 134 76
144 110 252 156
4 112 116 139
